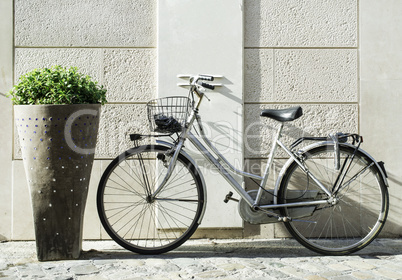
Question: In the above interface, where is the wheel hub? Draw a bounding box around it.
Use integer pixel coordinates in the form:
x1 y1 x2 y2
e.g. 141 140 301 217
328 196 340 205
146 195 154 203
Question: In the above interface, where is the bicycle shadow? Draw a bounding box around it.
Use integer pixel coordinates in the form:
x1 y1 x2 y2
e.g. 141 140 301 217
79 239 400 260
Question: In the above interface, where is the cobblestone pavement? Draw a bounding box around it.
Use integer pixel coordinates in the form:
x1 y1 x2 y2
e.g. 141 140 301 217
1 239 402 279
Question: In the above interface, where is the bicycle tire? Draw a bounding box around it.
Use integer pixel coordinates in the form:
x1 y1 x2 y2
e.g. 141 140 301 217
278 143 389 255
97 145 205 254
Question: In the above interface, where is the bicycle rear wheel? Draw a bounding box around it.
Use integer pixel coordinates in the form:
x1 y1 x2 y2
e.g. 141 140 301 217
278 144 389 255
97 145 205 254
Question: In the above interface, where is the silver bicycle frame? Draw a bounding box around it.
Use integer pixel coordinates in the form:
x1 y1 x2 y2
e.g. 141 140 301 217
152 108 332 211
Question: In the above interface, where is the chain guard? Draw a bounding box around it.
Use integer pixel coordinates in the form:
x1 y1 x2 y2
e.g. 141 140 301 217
238 190 281 224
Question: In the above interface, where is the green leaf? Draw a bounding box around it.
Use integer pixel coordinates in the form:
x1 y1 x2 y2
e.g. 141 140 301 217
8 65 108 105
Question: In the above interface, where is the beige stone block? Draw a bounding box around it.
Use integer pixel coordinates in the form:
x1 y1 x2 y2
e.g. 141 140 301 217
99 159 114 240
82 160 102 240
15 0 156 47
12 160 35 240
96 104 150 159
244 49 274 103
103 49 157 103
14 48 103 83
275 49 357 102
244 104 358 158
245 0 357 47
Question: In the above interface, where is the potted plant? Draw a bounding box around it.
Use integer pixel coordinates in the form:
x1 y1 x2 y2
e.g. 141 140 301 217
9 65 107 261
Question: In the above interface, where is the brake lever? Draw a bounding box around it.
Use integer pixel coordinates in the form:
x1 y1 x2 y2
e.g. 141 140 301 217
195 84 211 101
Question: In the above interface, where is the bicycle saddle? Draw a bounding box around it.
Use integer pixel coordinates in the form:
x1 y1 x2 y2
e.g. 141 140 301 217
260 106 303 122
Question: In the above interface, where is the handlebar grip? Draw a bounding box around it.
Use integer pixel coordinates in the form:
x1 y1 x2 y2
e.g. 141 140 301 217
199 75 214 81
201 82 215 90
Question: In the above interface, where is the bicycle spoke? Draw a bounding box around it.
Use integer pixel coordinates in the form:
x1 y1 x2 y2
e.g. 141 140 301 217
280 144 388 255
97 145 203 254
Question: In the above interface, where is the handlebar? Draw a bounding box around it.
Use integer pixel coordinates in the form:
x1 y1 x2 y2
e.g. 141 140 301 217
188 74 216 109
197 81 215 90
190 75 215 91
198 75 214 82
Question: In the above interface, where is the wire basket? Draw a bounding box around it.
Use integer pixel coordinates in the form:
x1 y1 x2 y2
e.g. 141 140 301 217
147 96 192 134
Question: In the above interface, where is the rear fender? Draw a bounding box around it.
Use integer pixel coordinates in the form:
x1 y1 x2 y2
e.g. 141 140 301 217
273 141 389 204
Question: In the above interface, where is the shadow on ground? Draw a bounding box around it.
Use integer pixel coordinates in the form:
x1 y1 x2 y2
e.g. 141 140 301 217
79 239 402 261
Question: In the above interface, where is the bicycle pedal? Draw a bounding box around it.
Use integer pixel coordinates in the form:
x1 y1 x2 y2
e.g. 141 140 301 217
224 191 239 203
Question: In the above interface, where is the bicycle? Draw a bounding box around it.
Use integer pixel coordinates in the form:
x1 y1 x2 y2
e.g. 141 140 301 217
97 75 389 256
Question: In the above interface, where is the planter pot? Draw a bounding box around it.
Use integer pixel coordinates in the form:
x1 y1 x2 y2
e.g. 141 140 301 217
14 104 101 261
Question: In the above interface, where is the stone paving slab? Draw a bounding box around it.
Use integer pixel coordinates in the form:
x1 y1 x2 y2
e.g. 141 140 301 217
0 239 402 279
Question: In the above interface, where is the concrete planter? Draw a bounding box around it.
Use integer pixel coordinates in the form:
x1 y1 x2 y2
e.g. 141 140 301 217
14 104 101 261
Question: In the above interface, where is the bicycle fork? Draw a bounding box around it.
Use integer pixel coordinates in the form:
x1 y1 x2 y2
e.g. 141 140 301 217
150 138 185 200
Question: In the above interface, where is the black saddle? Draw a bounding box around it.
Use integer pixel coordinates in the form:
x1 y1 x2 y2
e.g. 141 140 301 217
260 106 303 122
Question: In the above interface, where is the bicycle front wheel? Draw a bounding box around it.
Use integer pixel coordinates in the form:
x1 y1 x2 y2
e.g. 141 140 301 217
278 144 389 255
97 145 205 254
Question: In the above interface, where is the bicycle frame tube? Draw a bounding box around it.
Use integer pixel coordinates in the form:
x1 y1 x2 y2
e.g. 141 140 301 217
152 95 333 209
150 138 185 199
189 115 333 208
194 115 263 181
151 109 200 199
276 140 333 198
187 132 254 206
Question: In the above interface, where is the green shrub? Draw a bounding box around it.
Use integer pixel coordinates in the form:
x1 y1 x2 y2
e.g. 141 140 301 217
8 65 107 105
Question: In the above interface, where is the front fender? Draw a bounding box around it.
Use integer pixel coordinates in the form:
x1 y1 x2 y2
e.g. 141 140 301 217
273 141 389 204
156 140 207 225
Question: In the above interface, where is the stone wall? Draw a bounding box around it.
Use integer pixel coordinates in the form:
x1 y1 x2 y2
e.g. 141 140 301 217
1 0 401 240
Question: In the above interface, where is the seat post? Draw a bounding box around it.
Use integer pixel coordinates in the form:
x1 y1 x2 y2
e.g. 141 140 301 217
254 122 284 206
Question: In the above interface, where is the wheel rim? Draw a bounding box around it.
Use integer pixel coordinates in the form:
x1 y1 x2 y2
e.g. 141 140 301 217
280 145 388 254
98 147 203 253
